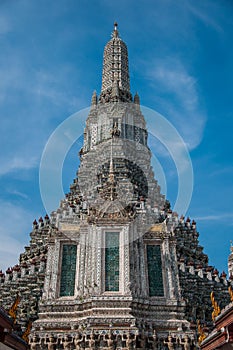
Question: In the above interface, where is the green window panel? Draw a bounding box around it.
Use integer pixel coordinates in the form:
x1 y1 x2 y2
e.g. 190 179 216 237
105 232 119 291
60 244 77 296
147 245 164 297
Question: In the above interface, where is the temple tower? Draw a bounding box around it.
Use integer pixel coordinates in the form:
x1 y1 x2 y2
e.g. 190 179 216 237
0 24 231 350
29 23 194 349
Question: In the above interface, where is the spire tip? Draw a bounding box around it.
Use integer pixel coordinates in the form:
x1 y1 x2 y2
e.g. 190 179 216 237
113 22 119 38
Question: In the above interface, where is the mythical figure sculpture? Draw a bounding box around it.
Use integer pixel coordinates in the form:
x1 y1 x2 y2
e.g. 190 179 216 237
44 335 58 350
74 333 84 350
61 335 72 350
179 335 191 350
164 335 176 350
29 335 40 350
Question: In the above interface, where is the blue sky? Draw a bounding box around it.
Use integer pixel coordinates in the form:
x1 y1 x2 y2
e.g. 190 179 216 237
0 0 232 274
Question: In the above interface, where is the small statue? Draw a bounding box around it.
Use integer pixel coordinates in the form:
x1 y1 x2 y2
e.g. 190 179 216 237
126 332 136 349
45 335 58 350
180 335 190 350
89 332 95 349
99 334 105 347
78 148 84 161
116 334 122 347
74 333 84 350
61 335 72 350
139 330 146 349
164 335 176 350
107 332 114 349
110 122 120 138
29 335 40 350
148 331 158 350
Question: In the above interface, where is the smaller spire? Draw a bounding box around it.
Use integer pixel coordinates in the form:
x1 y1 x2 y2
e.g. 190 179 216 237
91 90 97 107
134 92 140 105
113 21 119 38
112 80 119 99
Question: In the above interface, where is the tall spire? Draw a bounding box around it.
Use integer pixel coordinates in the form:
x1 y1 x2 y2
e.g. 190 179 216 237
99 23 132 103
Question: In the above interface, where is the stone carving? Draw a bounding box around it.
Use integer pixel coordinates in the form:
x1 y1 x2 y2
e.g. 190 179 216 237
126 332 136 349
179 335 191 350
88 332 95 349
147 331 158 350
139 330 146 349
74 333 84 349
29 335 40 350
61 335 72 349
44 335 58 350
164 335 176 350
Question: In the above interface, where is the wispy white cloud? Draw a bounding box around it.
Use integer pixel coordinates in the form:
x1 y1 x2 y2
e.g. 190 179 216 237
6 189 29 200
0 61 81 109
195 213 233 222
145 57 206 150
0 156 38 176
186 3 223 33
154 63 198 108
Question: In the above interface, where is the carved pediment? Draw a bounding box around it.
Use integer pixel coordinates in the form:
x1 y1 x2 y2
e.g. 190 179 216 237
87 200 136 224
59 223 80 233
149 221 167 233
144 220 168 239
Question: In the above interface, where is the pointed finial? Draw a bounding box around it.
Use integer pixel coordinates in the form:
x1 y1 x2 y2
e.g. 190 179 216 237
113 21 119 38
91 90 97 107
134 92 140 105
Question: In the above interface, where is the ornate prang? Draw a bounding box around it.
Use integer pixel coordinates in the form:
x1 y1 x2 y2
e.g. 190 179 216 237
100 23 132 104
0 23 231 350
